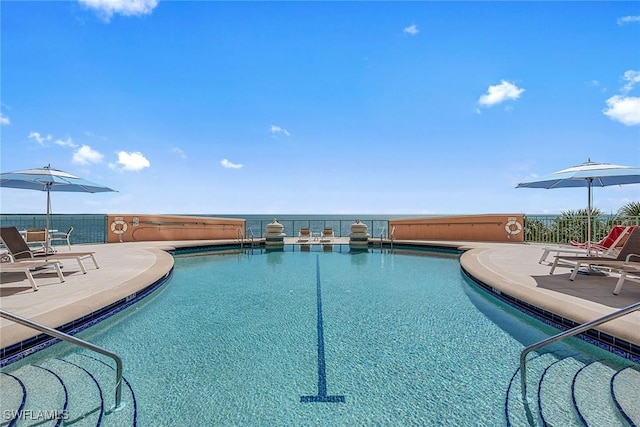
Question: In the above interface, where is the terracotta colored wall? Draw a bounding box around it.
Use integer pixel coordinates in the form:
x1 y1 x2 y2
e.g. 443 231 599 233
106 215 245 243
389 214 525 242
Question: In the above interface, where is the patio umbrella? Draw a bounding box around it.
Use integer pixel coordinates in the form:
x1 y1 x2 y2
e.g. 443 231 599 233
0 164 116 251
516 159 640 250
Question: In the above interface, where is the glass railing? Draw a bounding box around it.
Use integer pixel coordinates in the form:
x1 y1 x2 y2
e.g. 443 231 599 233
1 214 108 246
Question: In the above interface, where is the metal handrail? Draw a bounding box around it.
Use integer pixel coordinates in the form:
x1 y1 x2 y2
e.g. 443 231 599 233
237 227 244 248
246 227 255 248
520 301 640 400
0 309 123 409
379 226 386 247
390 226 395 251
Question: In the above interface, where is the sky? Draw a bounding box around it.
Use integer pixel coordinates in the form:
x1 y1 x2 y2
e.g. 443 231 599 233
1 0 639 216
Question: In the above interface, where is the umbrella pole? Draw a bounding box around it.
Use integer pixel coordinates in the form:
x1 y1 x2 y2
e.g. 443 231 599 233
587 179 592 253
45 185 52 253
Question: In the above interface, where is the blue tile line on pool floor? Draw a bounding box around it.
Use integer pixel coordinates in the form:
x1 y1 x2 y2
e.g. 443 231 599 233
300 254 345 404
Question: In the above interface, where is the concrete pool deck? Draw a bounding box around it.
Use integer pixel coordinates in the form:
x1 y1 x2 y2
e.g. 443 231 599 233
1 239 639 357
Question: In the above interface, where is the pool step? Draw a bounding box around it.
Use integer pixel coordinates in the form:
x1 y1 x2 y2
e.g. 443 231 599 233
612 366 640 425
0 352 136 426
506 352 555 426
572 361 622 426
506 353 639 426
538 355 585 426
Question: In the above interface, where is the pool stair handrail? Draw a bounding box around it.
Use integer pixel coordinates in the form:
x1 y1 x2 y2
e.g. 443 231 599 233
0 309 123 410
238 226 256 249
519 301 640 401
390 226 395 251
247 226 255 248
378 225 386 248
237 226 244 246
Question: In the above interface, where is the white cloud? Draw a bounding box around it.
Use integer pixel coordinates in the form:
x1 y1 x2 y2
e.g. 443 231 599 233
28 131 52 145
0 113 10 126
621 69 640 92
172 147 187 159
602 70 640 126
269 124 290 137
113 151 151 171
603 95 640 126
79 0 158 22
55 137 78 148
477 80 525 109
72 145 104 165
404 24 419 36
220 159 243 169
617 15 640 25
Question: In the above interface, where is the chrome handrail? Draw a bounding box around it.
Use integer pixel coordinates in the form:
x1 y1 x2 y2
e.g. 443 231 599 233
237 227 244 248
520 301 640 401
246 227 255 248
390 226 396 251
0 309 123 409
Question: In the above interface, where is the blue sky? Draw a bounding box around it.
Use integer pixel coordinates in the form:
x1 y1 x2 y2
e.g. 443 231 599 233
1 1 639 216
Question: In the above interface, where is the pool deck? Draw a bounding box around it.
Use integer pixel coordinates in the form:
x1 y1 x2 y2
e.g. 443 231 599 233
1 239 639 356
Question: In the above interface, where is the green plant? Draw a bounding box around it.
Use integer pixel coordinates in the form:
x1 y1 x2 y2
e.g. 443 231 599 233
617 201 640 218
553 208 605 243
522 218 551 242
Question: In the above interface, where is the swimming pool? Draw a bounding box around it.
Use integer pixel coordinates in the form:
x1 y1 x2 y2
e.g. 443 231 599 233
1 248 636 426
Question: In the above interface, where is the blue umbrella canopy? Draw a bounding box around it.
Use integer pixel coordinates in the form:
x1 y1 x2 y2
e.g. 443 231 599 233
516 160 640 189
0 165 116 251
516 159 640 249
0 165 116 193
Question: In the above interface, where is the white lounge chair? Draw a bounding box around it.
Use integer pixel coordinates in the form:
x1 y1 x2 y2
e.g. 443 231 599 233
1 226 99 274
298 227 311 243
320 228 334 243
538 225 633 264
0 259 65 291
550 227 640 294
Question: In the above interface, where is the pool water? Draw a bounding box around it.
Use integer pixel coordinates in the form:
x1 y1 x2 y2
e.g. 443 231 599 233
3 248 628 425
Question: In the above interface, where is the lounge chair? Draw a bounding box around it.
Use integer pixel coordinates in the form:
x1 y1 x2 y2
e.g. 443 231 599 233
0 226 99 274
569 225 634 251
297 227 311 243
320 228 334 243
24 228 48 252
0 259 65 291
538 225 633 264
608 263 640 295
50 226 74 251
549 227 640 293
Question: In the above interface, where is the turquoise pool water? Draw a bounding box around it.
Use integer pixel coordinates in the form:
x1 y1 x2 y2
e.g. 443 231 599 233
3 248 629 425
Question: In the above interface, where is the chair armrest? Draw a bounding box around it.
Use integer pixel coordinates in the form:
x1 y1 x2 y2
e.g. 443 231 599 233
625 253 640 262
11 250 36 258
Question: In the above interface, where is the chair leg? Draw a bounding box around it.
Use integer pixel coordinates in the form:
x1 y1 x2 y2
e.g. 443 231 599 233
539 249 550 264
24 270 39 291
613 272 627 295
550 257 562 274
53 262 65 283
569 262 585 280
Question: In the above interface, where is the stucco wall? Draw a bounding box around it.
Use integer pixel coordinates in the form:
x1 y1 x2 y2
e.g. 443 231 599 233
106 214 245 243
389 214 525 242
